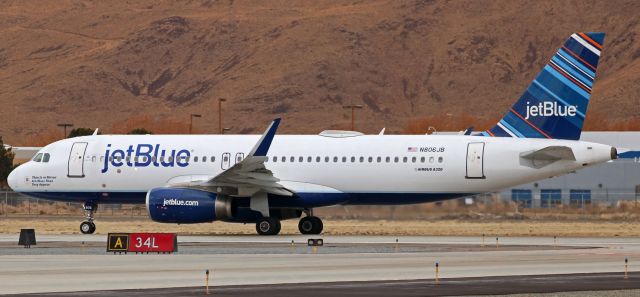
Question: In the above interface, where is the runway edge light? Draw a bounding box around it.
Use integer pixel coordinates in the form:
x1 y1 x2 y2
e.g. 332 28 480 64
205 269 210 295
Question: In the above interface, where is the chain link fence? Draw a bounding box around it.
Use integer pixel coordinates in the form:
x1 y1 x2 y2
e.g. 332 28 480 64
0 191 147 217
1 191 638 220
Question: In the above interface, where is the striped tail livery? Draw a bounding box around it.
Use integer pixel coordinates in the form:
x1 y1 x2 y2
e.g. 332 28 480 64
482 32 605 140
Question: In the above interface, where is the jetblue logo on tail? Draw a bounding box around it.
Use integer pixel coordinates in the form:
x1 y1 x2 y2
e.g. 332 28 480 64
101 144 191 173
525 101 578 120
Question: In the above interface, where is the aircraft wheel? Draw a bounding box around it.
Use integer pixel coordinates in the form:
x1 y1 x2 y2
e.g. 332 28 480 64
80 221 96 234
299 216 323 235
256 217 281 235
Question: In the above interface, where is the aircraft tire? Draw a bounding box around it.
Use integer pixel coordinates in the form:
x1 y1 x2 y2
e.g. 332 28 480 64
309 216 323 234
256 217 281 235
298 216 323 234
80 221 96 234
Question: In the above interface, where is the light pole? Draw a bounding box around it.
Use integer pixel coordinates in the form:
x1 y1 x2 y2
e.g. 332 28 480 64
218 98 227 134
57 123 74 139
189 114 201 134
343 104 363 131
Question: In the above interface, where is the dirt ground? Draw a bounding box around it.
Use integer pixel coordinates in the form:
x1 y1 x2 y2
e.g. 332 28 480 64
1 216 639 237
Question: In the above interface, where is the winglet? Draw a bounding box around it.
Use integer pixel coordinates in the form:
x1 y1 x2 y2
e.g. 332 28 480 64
248 118 281 157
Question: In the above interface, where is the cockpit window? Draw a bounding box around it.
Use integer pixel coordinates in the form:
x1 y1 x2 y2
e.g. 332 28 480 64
43 153 51 163
33 153 43 162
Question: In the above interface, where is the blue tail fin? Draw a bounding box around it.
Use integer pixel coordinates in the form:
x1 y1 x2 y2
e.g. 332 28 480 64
482 32 605 140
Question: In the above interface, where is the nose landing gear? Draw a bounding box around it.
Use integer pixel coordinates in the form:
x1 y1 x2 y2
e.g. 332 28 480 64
80 202 97 234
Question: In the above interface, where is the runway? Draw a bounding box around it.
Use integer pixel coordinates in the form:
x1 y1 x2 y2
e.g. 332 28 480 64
7 273 640 297
0 235 639 295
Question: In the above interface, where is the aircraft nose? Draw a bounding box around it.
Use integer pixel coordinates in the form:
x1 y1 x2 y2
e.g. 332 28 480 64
7 167 18 191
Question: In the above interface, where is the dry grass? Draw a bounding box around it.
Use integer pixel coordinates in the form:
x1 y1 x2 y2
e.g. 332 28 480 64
2 198 640 236
1 217 639 237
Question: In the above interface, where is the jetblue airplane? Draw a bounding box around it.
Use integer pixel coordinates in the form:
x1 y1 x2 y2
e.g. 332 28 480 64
8 32 615 235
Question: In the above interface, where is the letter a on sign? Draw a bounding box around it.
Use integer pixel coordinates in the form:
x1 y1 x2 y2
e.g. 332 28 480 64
107 233 130 252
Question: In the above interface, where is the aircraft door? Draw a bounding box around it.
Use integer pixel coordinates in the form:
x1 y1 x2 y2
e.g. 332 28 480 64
466 142 485 179
235 153 245 165
68 142 88 178
221 152 231 170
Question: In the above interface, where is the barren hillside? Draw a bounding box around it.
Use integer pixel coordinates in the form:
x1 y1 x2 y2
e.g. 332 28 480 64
0 0 639 144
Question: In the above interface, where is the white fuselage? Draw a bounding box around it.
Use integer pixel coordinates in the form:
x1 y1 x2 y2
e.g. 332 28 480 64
8 133 614 206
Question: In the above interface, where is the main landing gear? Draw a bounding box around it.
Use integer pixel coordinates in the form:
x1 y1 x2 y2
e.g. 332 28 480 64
80 202 97 234
298 209 323 235
256 217 281 236
254 209 324 236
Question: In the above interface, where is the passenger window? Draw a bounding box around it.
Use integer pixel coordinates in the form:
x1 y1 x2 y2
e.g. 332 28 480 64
290 156 295 162
273 156 277 162
33 153 43 162
420 156 425 163
282 156 286 162
194 156 198 162
429 157 434 163
109 156 114 162
316 156 321 162
376 156 381 163
92 156 96 162
299 156 303 162
368 157 373 163
126 156 131 163
308 156 312 162
403 157 408 163
168 156 173 162
412 156 416 163
333 156 338 162
394 157 399 163
212 156 215 162
342 156 347 162
43 153 50 163
385 156 390 163
351 156 355 162
152 156 156 162
325 156 330 162
360 156 364 162
438 156 444 163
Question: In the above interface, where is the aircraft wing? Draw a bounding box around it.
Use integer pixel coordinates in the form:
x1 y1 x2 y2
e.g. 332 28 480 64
192 118 293 197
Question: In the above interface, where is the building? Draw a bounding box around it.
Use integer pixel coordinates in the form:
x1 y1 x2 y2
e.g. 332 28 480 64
500 132 640 207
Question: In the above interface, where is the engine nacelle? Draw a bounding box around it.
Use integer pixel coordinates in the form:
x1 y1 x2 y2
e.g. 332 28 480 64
146 188 232 223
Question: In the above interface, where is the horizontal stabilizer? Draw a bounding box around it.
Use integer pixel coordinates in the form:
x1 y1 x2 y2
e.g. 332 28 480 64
521 146 576 161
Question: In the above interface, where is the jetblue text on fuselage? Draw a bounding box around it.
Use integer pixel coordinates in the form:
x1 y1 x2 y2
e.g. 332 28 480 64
102 144 191 173
525 101 577 120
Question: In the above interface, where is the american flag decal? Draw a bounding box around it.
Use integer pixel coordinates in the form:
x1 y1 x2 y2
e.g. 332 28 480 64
407 147 417 152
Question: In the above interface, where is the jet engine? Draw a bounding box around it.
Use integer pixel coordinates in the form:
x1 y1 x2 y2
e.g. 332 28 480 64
146 188 233 223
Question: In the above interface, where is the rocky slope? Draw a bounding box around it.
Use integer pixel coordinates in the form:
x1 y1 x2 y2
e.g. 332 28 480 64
1 0 639 144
